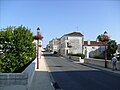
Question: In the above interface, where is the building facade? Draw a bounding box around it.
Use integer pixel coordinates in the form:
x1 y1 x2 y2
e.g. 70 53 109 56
47 32 109 58
60 32 84 56
116 44 120 54
83 40 106 58
48 38 60 53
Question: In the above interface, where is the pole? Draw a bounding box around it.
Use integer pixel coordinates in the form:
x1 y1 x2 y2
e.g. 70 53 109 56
37 39 39 69
105 42 107 68
40 42 41 59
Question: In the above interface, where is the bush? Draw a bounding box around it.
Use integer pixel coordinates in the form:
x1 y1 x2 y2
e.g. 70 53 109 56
68 53 85 59
0 26 36 73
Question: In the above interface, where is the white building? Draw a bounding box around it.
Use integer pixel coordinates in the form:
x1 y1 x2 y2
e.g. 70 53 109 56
116 44 120 54
47 32 109 58
48 38 60 53
33 40 43 49
83 40 106 58
60 32 84 56
33 40 43 57
117 44 120 52
46 44 51 52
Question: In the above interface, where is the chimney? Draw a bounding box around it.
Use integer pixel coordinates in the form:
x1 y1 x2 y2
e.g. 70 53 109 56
88 40 90 45
96 38 99 42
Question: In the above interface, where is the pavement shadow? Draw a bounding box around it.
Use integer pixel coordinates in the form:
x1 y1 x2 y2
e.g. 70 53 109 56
50 70 120 90
43 53 59 57
78 63 120 78
30 71 53 90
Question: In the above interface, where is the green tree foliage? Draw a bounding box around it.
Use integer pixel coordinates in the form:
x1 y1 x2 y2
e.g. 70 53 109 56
97 31 110 59
97 31 110 42
0 26 36 73
107 40 118 59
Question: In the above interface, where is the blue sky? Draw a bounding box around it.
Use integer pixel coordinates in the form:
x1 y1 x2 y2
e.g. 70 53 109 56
0 0 120 47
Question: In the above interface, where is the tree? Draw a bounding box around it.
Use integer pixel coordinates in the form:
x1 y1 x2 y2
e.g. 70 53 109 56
97 31 110 42
97 32 118 59
0 26 36 73
97 31 110 58
107 40 118 58
97 31 110 68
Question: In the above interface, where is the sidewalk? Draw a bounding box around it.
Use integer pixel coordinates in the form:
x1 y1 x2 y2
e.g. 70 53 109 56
29 56 54 90
73 61 120 76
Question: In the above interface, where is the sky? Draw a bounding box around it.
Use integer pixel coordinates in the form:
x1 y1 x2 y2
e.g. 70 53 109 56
0 0 120 47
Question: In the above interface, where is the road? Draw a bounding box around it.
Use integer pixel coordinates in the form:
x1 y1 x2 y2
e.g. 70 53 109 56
43 52 120 90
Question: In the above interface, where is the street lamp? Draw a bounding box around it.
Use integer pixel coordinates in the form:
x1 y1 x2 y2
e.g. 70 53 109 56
34 27 43 69
99 31 109 68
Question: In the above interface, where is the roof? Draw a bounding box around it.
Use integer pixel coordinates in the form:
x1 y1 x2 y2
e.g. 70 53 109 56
84 41 106 46
64 32 84 37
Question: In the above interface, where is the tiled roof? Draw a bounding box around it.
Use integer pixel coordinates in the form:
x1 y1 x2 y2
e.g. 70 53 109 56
64 32 84 37
84 41 106 46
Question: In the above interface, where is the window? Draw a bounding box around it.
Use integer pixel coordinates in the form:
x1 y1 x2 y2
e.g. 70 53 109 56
66 37 68 40
67 42 69 46
66 50 68 54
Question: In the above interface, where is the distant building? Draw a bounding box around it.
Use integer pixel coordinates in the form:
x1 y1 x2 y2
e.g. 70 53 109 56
116 44 120 54
47 32 109 58
60 32 84 56
46 44 51 52
33 40 43 48
83 40 106 58
33 40 43 56
48 38 60 53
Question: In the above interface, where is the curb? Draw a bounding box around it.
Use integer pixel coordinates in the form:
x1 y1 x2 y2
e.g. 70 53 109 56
43 56 62 90
67 57 120 77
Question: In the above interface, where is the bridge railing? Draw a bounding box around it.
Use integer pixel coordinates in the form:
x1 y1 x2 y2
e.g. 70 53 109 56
0 58 36 90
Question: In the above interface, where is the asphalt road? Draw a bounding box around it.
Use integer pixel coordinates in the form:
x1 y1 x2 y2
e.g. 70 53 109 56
43 52 120 90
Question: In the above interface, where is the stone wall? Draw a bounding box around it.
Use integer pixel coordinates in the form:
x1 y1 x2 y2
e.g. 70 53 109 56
84 58 120 70
65 55 120 70
65 55 84 63
0 58 36 90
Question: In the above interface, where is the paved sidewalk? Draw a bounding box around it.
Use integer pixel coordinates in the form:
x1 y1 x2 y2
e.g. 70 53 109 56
29 56 54 90
73 61 120 75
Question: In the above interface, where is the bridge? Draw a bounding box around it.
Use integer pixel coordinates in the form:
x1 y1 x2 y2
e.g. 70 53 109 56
1 52 120 90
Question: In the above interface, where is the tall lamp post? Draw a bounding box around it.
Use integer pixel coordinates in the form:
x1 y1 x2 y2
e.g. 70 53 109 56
99 31 109 68
34 27 43 69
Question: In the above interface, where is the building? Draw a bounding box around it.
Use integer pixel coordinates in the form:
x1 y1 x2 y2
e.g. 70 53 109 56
48 38 60 53
33 39 43 56
117 44 120 52
83 40 106 58
46 44 51 52
47 31 109 58
116 44 120 54
60 32 84 56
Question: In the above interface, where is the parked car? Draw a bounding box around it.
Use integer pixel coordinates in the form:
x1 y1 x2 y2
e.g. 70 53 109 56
54 51 57 54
